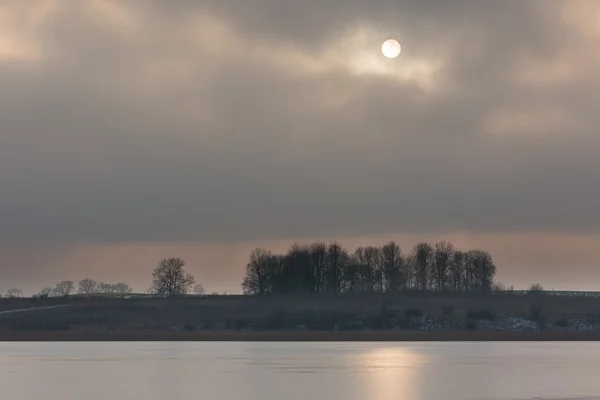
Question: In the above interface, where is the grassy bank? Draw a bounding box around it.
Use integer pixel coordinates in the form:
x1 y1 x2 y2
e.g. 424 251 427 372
0 292 599 340
3 330 600 341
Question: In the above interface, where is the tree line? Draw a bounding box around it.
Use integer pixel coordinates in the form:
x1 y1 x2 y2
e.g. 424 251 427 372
2 258 205 298
242 240 497 295
2 241 500 298
28 280 133 298
1 280 133 299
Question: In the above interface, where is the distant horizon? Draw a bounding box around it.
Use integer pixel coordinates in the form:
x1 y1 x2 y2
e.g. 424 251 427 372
2 235 597 296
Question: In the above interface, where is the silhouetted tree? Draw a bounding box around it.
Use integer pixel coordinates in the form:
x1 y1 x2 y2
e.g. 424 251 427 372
53 280 74 297
465 250 496 292
357 246 382 292
36 287 53 298
78 278 100 294
112 282 133 294
325 242 348 294
309 242 327 293
381 241 404 292
282 244 313 293
242 248 275 295
6 288 22 298
193 283 205 295
450 250 465 291
434 241 454 291
92 282 133 294
412 242 434 291
151 258 195 296
528 283 544 293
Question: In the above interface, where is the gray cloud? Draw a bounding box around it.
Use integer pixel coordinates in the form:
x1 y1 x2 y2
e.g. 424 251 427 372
1 0 600 247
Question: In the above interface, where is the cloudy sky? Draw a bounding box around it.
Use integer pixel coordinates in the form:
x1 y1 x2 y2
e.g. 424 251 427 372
1 0 600 294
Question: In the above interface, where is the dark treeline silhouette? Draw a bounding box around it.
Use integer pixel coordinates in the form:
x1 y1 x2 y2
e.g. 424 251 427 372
242 240 497 295
77 279 133 295
3 258 205 299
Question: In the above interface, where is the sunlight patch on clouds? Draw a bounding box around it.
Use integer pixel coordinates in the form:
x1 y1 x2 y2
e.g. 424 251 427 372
560 0 600 37
482 107 574 136
516 52 579 87
182 14 445 92
86 0 142 34
269 25 444 91
0 0 57 62
186 12 243 57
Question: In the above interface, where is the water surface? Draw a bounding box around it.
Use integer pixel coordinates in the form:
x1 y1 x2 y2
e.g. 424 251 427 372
0 342 599 400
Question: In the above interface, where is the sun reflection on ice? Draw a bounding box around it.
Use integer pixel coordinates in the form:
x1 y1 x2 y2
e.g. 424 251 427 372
354 346 427 400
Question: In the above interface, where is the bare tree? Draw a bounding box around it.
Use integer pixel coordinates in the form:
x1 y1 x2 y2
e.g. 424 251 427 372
325 242 349 294
381 241 404 292
493 282 505 291
450 250 465 291
309 242 327 293
6 288 23 298
78 278 100 294
465 250 496 292
242 248 275 295
35 287 53 298
412 242 434 291
434 241 454 291
53 280 74 297
151 258 195 296
528 283 544 293
284 244 313 293
98 282 114 293
193 283 205 295
112 282 133 294
353 247 378 293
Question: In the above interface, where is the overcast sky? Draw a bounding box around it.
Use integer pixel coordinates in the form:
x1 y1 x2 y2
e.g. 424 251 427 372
1 0 600 294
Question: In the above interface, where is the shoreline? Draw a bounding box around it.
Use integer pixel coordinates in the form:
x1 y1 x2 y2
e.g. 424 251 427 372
3 330 600 341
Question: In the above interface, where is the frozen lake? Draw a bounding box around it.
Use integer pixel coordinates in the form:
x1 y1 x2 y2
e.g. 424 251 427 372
0 342 599 400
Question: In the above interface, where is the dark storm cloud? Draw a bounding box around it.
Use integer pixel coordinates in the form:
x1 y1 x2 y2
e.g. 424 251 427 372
1 0 599 245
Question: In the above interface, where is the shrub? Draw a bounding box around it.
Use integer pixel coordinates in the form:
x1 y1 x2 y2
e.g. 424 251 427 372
301 309 316 326
301 310 348 330
234 319 250 331
528 284 544 295
363 315 386 330
466 308 495 320
530 304 545 330
440 305 454 315
404 307 423 318
530 304 544 320
264 308 289 330
555 316 568 328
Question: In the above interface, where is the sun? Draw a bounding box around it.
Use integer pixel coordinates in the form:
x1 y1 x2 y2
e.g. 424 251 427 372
381 39 401 59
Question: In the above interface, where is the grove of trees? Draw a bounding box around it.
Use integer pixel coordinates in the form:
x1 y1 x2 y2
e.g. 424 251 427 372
242 240 497 295
32 279 133 298
77 279 133 295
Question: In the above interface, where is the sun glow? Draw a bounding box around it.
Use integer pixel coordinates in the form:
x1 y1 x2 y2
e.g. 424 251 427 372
381 39 401 59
